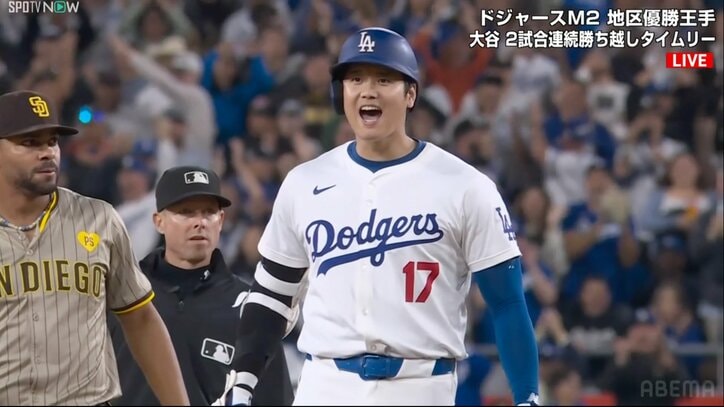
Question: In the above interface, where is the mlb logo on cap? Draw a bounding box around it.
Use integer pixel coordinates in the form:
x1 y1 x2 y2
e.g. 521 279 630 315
185 171 209 184
155 166 232 211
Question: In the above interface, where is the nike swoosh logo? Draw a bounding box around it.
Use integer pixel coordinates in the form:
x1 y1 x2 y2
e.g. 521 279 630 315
313 185 336 195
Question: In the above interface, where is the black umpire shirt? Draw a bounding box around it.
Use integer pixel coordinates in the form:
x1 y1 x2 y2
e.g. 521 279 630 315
108 247 294 406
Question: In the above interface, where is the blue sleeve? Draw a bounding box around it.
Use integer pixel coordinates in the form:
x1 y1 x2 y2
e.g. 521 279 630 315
230 56 275 100
594 124 617 169
561 204 582 231
473 256 539 405
200 51 218 90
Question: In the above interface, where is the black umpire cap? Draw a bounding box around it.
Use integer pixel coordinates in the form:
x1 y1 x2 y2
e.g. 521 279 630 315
155 166 232 212
0 90 79 138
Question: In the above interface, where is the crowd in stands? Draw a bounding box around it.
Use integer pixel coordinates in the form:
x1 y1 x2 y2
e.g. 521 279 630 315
1 0 722 404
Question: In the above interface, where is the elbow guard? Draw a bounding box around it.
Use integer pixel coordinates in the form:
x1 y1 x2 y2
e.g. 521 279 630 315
231 257 306 387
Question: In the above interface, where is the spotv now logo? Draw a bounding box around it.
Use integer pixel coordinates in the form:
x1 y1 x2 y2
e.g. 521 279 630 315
666 52 715 69
8 1 80 14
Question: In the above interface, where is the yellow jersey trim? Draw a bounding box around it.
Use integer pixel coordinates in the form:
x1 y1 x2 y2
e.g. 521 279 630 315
113 291 156 315
38 190 58 233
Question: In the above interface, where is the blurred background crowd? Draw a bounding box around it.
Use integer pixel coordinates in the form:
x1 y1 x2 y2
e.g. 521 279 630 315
1 0 722 405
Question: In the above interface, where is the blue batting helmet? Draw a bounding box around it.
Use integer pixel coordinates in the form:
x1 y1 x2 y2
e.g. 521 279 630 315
330 27 420 115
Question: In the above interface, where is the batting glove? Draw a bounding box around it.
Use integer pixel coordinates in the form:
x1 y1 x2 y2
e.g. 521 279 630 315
516 393 540 406
211 370 252 406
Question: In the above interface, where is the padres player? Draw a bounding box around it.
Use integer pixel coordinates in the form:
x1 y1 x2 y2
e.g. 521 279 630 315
0 90 189 406
215 28 539 406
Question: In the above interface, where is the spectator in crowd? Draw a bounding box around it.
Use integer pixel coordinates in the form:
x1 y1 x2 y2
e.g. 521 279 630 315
216 179 247 270
222 0 292 53
576 49 630 142
457 73 513 154
544 364 584 406
275 98 321 167
412 15 493 114
109 34 217 168
651 281 707 380
258 24 304 84
613 102 688 229
534 308 588 404
224 136 273 226
510 185 568 277
268 48 334 140
688 164 724 344
562 275 633 383
79 69 139 145
449 118 502 183
62 117 121 202
599 309 688 406
230 223 265 284
15 27 78 122
503 47 562 116
639 152 715 244
560 163 644 304
115 154 159 259
407 91 449 146
181 0 239 50
544 79 617 170
290 0 337 54
200 41 275 145
388 0 436 39
118 0 196 52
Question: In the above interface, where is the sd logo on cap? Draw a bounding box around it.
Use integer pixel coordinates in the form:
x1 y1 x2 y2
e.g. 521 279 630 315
0 90 78 138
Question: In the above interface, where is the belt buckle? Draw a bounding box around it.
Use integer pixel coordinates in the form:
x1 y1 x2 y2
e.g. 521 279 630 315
359 354 393 380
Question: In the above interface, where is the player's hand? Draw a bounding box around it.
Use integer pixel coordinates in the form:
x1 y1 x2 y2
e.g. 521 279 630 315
211 370 252 406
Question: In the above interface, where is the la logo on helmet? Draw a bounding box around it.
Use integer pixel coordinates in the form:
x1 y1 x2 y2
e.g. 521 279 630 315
358 32 375 53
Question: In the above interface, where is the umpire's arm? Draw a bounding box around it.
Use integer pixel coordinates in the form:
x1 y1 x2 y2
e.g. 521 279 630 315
115 303 190 406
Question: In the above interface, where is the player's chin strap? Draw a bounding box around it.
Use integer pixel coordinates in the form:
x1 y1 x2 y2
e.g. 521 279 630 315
211 370 254 406
516 393 540 406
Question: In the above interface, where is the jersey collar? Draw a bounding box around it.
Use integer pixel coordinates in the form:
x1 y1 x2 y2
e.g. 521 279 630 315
38 190 58 233
347 139 426 173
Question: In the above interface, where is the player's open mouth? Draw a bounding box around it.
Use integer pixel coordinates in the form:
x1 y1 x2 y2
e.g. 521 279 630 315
359 105 382 125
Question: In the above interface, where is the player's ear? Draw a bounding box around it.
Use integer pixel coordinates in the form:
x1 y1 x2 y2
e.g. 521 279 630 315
219 209 225 231
406 83 417 110
152 212 164 234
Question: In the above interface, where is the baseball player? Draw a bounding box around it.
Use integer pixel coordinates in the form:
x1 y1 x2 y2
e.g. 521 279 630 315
215 28 540 406
0 90 189 406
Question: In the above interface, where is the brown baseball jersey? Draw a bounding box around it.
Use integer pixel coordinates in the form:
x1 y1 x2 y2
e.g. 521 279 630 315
0 187 155 406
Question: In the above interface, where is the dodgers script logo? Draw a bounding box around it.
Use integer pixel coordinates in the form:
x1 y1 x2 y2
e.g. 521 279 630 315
306 209 444 275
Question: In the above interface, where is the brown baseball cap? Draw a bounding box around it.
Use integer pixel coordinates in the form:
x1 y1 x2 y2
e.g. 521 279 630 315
0 90 79 139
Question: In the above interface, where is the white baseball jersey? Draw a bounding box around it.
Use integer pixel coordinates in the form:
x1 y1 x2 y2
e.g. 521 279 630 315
258 140 520 360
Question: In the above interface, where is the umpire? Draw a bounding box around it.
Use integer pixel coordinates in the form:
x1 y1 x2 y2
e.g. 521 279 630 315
109 166 294 406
